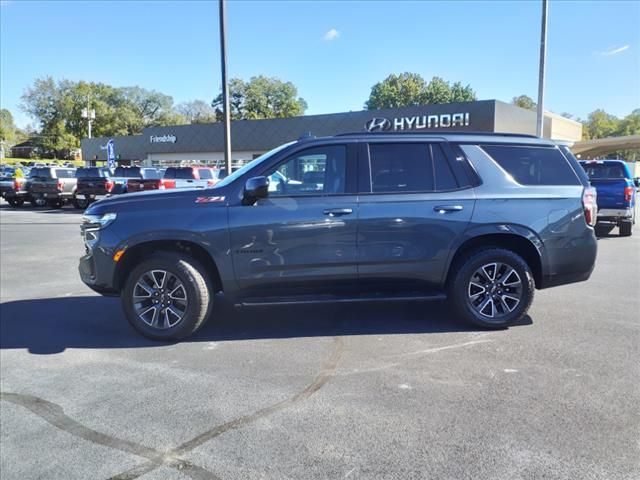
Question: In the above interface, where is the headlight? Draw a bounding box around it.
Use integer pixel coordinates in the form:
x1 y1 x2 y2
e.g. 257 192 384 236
82 212 117 230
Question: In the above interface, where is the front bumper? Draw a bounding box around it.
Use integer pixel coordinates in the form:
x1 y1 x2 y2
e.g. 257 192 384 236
78 226 121 296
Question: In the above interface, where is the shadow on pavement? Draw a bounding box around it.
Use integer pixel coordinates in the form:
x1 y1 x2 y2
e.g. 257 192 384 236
0 295 532 354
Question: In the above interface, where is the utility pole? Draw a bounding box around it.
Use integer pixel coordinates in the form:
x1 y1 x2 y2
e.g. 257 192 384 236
81 96 95 139
536 0 548 138
219 0 232 174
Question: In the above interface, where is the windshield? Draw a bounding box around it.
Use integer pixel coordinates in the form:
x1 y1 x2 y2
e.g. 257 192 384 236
213 141 296 189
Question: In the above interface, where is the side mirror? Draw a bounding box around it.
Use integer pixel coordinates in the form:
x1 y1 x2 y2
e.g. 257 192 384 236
634 177 640 188
243 176 269 205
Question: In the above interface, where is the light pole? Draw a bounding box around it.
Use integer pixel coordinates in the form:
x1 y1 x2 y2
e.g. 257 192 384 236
219 0 232 174
81 96 96 139
536 0 548 138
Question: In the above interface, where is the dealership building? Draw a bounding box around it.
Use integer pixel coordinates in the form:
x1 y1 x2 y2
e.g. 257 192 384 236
80 99 583 167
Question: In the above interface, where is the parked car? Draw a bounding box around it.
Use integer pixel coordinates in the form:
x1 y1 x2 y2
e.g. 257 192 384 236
79 132 598 340
125 168 173 192
0 167 36 207
29 167 78 208
162 166 216 189
579 159 638 236
110 166 145 194
75 167 114 208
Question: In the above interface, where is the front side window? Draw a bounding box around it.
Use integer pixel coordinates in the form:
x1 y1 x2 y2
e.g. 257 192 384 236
264 145 347 196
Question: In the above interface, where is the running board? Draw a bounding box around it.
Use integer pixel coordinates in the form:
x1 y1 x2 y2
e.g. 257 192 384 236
236 291 446 307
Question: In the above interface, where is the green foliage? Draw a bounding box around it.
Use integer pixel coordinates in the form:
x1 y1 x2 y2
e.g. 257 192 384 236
176 100 217 124
580 108 640 160
213 76 307 121
0 109 17 144
20 77 185 156
365 73 476 110
512 95 537 111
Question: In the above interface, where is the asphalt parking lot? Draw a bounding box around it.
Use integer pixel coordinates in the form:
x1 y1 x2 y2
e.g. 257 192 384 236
1 202 638 480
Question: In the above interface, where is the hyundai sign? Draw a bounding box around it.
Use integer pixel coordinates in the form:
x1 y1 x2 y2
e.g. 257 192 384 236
365 112 470 132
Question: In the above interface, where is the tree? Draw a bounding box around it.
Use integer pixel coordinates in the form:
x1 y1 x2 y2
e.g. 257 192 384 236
0 109 17 145
512 95 537 111
582 109 620 140
365 73 476 110
212 76 307 120
176 100 217 124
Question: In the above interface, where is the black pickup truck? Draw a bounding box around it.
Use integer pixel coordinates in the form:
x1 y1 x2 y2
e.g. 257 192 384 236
75 167 114 208
29 167 78 208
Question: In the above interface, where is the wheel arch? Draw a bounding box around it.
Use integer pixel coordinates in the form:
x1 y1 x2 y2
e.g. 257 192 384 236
446 230 544 288
113 239 224 293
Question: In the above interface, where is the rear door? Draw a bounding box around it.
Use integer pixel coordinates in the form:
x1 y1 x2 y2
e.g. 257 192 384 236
228 143 358 293
357 141 475 287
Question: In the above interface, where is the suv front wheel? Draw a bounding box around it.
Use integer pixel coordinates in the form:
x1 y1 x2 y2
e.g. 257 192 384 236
122 253 213 340
449 248 535 328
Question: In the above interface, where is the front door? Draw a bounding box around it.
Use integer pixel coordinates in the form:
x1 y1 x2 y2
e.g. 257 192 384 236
228 144 358 293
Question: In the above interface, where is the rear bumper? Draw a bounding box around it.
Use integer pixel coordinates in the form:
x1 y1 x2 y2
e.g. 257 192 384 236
540 228 598 289
31 191 73 200
597 208 633 221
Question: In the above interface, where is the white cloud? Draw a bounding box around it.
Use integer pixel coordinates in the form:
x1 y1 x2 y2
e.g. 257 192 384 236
323 28 340 41
598 45 630 56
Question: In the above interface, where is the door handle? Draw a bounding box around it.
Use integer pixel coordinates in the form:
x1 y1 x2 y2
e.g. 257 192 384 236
323 208 353 217
434 205 463 213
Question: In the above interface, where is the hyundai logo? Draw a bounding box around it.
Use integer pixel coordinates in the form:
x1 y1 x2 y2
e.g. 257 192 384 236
365 117 392 132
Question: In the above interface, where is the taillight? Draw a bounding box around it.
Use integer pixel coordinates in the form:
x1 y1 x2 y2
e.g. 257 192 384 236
163 179 175 189
14 179 23 190
156 179 164 190
207 180 215 187
57 180 64 191
582 186 597 227
105 180 114 192
624 186 633 203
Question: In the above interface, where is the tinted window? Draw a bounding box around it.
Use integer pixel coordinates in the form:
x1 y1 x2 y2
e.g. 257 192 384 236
54 168 76 178
114 167 142 178
369 143 434 193
265 145 347 196
198 169 213 180
76 168 109 178
558 145 590 186
30 168 52 178
481 145 580 186
164 168 194 180
431 144 458 190
141 169 160 179
581 163 628 179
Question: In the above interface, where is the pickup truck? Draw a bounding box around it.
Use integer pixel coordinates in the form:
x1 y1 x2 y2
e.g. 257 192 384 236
0 169 31 207
124 169 171 192
580 159 638 236
110 166 149 194
163 166 216 189
28 167 78 208
75 167 114 208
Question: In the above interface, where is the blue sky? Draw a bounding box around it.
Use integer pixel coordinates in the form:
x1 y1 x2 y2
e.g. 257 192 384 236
1 0 639 129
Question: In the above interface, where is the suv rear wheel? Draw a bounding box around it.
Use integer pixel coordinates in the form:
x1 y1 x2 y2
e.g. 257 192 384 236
122 253 213 340
449 248 535 328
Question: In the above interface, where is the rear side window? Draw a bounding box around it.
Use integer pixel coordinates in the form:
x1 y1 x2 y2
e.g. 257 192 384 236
431 144 458 191
481 145 580 186
581 163 627 179
369 143 434 192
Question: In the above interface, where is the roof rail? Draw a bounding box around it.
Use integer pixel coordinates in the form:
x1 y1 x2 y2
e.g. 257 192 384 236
333 131 540 139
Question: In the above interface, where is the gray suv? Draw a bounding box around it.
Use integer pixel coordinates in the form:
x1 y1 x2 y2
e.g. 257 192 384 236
79 133 598 340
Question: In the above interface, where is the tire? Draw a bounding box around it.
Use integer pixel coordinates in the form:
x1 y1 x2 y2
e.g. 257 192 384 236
30 197 47 208
448 248 535 329
619 220 632 237
48 199 64 209
73 195 90 210
121 253 213 341
7 198 24 207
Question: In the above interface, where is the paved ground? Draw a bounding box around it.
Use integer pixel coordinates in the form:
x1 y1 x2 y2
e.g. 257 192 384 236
1 202 638 480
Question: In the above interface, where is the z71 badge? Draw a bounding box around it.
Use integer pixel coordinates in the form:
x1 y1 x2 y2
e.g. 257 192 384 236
195 196 225 204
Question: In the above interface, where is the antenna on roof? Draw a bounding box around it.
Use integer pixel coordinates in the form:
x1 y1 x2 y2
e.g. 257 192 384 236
298 132 315 141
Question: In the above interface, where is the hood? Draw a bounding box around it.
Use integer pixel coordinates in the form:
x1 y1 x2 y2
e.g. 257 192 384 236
86 187 230 215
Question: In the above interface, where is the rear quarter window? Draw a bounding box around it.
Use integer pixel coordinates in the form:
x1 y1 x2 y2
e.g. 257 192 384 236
481 145 580 186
